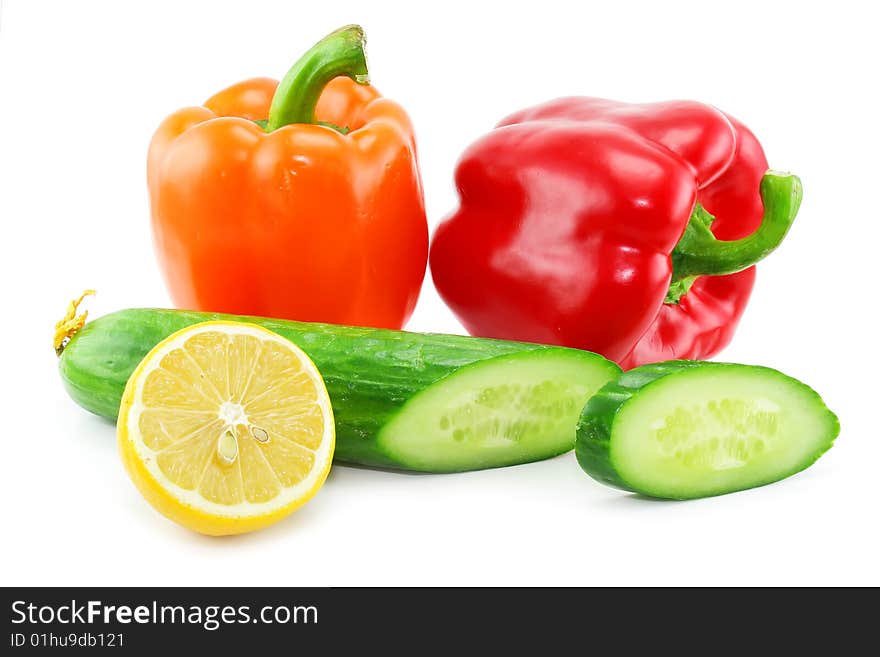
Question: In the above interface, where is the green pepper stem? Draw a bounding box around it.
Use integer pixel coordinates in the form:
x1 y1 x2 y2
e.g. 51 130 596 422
265 25 370 132
669 171 802 291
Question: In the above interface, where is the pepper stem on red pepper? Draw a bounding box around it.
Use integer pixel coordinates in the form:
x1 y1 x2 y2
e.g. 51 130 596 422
265 25 370 132
666 171 802 304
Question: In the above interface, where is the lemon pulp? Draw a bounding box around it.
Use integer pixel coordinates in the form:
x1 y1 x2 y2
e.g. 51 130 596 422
117 321 334 535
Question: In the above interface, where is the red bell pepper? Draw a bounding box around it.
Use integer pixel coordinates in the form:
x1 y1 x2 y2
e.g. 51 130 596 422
430 98 802 368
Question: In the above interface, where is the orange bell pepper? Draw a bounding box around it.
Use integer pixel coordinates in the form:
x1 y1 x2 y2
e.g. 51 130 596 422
147 26 428 329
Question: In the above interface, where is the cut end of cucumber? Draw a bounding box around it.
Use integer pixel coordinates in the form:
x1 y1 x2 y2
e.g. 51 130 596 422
377 349 620 473
650 397 780 471
577 362 839 500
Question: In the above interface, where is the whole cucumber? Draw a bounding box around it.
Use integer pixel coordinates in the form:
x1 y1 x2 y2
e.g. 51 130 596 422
59 308 620 471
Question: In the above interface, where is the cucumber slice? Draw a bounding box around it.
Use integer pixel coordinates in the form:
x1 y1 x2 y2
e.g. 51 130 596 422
576 361 839 499
379 349 620 472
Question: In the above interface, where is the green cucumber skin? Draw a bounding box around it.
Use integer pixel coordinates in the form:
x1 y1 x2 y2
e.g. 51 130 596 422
60 308 601 470
575 361 839 499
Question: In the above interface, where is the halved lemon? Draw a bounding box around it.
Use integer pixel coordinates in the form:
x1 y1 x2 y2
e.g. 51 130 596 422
117 321 335 535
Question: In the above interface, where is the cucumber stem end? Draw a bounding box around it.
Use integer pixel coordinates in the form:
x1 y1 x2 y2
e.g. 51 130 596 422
54 290 95 356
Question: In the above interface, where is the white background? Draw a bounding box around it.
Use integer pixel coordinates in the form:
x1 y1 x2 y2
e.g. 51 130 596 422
1 0 877 586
